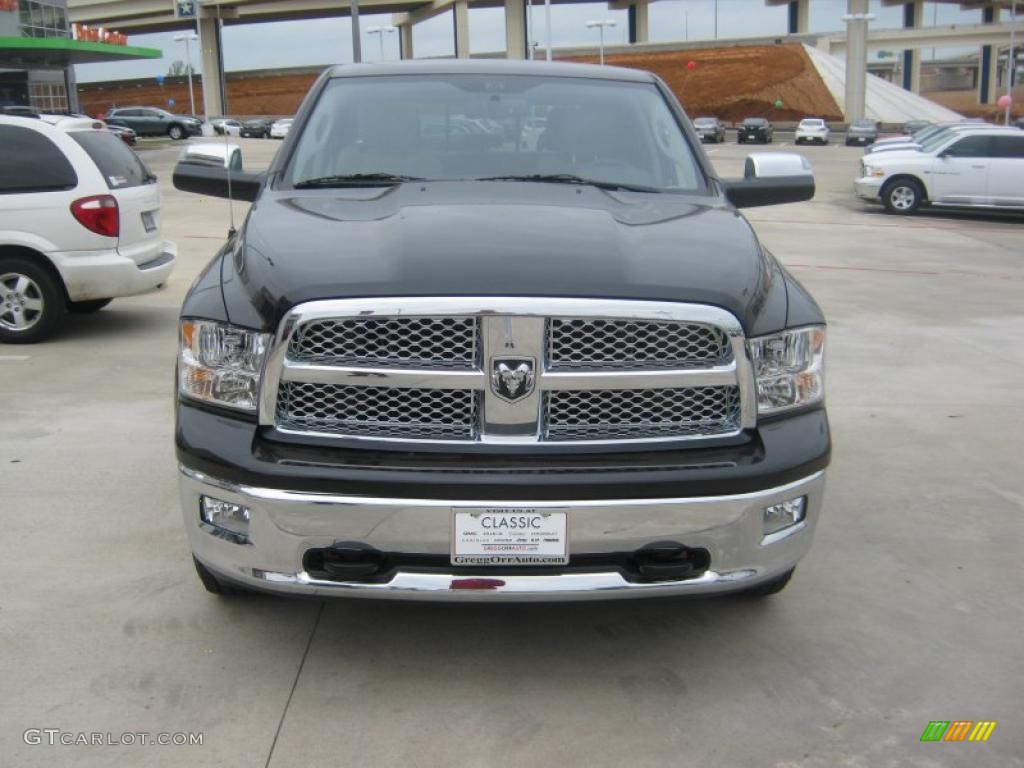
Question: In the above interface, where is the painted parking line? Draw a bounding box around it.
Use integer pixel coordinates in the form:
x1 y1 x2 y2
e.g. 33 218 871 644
0 355 30 361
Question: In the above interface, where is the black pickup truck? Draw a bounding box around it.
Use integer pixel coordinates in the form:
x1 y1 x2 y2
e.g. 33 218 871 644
173 60 829 601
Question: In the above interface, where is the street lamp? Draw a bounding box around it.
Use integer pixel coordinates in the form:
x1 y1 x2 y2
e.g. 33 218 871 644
366 25 396 61
586 19 616 65
1006 0 1017 126
172 32 198 117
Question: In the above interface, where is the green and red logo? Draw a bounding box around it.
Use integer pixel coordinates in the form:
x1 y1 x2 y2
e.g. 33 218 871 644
920 721 997 742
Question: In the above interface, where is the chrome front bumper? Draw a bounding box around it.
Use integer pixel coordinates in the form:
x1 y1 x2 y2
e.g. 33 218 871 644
180 467 826 601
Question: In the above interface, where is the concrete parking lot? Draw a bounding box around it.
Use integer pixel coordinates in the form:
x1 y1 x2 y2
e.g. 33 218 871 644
1 135 1022 768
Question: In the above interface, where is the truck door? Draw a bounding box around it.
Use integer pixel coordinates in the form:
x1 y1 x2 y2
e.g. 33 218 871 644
929 135 990 205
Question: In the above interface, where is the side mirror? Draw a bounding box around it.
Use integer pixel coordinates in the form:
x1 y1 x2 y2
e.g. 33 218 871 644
178 142 243 170
173 160 264 202
722 152 815 208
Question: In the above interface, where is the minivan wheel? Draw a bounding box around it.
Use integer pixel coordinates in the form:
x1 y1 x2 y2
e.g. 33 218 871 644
882 179 923 214
193 557 254 596
68 298 112 314
168 124 185 140
0 259 62 344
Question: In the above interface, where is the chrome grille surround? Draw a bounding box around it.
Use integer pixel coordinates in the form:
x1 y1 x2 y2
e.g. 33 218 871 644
547 318 732 370
261 298 756 447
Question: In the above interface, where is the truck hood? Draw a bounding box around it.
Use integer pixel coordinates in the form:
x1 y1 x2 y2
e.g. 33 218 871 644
222 181 789 335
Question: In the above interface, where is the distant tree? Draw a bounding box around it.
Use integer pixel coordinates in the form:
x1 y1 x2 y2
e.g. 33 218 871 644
167 60 190 77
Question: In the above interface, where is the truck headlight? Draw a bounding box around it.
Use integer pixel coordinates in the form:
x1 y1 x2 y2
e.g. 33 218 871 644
179 319 270 412
748 326 825 415
862 165 885 177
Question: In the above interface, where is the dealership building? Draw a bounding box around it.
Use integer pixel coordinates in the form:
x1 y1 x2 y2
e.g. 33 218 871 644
1 0 158 112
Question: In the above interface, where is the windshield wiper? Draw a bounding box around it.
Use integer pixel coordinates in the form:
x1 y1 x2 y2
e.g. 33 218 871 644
476 174 662 193
294 173 425 188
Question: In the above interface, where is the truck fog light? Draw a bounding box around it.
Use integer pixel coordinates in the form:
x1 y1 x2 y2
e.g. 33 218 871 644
763 497 806 535
200 496 251 541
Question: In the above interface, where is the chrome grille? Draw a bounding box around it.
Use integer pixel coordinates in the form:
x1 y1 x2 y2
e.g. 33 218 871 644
544 387 741 441
277 382 478 440
288 317 477 368
264 299 753 446
547 318 731 369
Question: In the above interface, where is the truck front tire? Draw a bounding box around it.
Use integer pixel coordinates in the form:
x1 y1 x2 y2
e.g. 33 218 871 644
882 178 923 215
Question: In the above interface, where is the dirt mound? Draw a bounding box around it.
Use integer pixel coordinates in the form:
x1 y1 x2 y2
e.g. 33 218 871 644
78 44 841 123
77 71 322 118
566 44 842 123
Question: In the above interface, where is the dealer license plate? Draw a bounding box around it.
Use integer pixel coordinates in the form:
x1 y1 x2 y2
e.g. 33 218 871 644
452 508 568 566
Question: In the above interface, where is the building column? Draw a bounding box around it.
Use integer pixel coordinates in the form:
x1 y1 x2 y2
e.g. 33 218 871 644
454 0 470 58
901 0 923 93
978 4 1000 104
844 0 869 121
399 22 413 59
504 0 526 59
628 1 649 44
198 14 225 118
64 65 79 113
787 0 809 35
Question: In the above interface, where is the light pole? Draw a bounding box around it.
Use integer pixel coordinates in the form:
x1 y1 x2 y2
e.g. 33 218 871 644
366 25 396 61
544 0 552 61
586 19 616 65
172 32 198 117
1006 0 1017 126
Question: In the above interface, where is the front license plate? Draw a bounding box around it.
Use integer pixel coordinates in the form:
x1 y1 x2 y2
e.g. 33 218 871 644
141 211 157 232
452 508 568 566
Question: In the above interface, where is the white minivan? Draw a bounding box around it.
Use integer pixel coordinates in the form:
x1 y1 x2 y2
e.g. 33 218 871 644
854 126 1024 214
0 115 176 342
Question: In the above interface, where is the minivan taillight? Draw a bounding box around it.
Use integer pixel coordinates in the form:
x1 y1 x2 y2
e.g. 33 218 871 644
71 194 119 238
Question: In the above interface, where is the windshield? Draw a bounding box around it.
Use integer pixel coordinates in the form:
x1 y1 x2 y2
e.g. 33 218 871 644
919 128 957 153
287 74 703 193
852 120 877 129
800 120 824 127
693 118 716 126
743 118 766 126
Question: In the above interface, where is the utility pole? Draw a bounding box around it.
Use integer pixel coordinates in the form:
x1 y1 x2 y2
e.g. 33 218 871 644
545 0 552 61
173 33 198 116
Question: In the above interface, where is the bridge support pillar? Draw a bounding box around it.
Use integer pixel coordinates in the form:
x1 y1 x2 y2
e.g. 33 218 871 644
454 0 470 57
198 14 225 118
787 0 809 35
399 22 414 59
628 1 649 44
901 0 923 92
843 0 869 122
978 5 1000 104
505 0 527 59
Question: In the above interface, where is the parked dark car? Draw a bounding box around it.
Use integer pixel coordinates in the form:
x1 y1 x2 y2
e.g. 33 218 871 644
105 122 137 146
240 117 274 138
1016 116 1024 130
737 117 773 144
105 107 202 140
845 118 880 146
692 116 726 143
171 60 827 602
901 119 931 135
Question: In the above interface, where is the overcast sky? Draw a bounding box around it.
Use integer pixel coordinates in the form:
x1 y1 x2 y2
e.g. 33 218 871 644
74 0 984 83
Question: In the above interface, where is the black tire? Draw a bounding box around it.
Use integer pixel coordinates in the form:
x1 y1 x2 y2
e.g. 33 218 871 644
739 568 795 597
193 557 254 596
67 298 112 314
263 130 270 139
0 257 63 344
882 178 924 215
168 124 185 140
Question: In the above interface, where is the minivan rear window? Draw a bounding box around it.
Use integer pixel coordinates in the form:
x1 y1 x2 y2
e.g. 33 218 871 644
0 125 77 193
69 130 154 189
